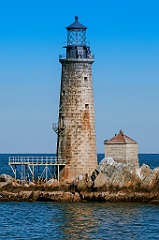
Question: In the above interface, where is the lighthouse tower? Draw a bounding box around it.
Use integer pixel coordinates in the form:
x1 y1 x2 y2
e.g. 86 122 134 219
57 16 97 181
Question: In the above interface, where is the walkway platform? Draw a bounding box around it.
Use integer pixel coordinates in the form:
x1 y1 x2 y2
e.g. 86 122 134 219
8 156 66 182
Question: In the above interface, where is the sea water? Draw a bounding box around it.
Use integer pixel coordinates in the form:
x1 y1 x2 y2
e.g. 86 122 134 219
0 154 159 239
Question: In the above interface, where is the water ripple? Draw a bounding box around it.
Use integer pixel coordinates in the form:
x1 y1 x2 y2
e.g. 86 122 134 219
1 202 159 239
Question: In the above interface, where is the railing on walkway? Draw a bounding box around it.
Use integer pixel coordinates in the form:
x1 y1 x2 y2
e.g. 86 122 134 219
9 156 65 165
8 156 66 182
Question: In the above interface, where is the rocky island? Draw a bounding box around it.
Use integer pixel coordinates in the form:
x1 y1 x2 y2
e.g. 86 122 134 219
1 158 159 203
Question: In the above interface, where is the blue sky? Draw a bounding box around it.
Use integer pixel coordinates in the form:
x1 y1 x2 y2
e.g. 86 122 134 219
0 0 159 153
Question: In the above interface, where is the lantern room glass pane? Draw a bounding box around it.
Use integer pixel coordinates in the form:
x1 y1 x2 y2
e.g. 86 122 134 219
67 30 86 46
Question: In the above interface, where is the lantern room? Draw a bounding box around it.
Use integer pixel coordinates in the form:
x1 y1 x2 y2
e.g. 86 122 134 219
66 16 87 46
63 16 93 60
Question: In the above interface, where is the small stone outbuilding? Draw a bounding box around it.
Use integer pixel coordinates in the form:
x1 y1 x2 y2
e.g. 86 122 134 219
104 130 139 167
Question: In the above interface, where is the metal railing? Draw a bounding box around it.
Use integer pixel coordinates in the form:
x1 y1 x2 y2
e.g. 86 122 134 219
59 54 94 61
8 156 66 182
9 156 66 165
62 41 90 47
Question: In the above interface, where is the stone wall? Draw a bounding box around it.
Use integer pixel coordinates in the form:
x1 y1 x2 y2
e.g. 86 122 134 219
126 143 138 166
105 143 139 167
58 59 97 181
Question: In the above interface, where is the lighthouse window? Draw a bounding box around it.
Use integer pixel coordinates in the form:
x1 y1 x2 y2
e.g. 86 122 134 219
85 104 89 109
77 47 83 58
84 77 88 82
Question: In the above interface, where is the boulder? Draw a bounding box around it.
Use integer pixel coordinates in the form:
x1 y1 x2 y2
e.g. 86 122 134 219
96 157 115 173
139 164 152 180
74 178 88 192
93 159 140 191
28 181 35 187
44 179 55 187
139 166 159 191
99 157 115 166
110 163 140 191
0 174 13 183
87 178 93 188
16 180 26 186
93 172 109 189
0 182 9 188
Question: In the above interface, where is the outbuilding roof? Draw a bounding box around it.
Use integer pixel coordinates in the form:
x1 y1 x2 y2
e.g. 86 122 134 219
104 130 137 144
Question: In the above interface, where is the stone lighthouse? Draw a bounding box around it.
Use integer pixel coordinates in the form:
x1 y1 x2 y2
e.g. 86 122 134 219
57 16 97 181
